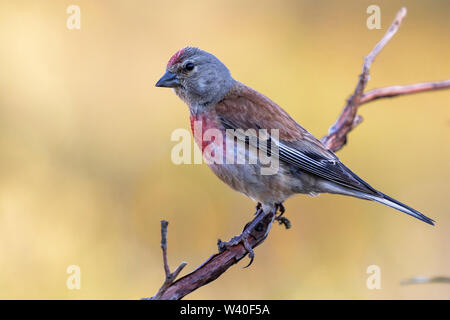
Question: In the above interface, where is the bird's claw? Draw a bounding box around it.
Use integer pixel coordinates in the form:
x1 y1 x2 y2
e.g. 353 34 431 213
217 230 256 267
242 237 255 268
275 216 291 229
277 202 285 216
218 236 238 252
274 202 291 229
217 205 273 267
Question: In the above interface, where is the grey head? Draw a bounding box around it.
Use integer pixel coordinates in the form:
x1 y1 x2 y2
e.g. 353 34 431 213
155 47 234 112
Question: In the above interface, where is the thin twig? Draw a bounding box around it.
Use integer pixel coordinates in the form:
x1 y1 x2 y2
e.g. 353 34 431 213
147 220 187 300
161 220 170 276
401 276 450 285
360 80 450 105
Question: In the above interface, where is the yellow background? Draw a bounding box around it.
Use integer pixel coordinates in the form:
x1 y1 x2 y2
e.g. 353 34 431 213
0 0 449 299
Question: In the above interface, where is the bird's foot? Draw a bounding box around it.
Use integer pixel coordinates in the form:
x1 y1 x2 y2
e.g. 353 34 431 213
255 202 262 213
276 202 285 216
274 202 291 229
217 232 255 268
243 204 264 230
217 206 268 268
275 216 291 229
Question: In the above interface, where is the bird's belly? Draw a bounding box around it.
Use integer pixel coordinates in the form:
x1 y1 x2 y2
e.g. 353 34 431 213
207 159 325 205
207 162 292 203
191 112 319 203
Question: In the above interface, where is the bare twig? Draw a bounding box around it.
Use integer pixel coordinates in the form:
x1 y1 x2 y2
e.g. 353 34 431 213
147 220 187 300
360 80 450 105
401 276 450 285
148 8 450 300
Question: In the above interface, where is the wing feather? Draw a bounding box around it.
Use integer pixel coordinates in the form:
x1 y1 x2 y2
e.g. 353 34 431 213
215 82 379 195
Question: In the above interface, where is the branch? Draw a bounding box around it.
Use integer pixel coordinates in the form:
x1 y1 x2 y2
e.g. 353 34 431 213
321 7 407 151
401 276 450 285
147 7 450 300
147 212 276 300
147 220 187 300
360 80 450 105
321 7 450 152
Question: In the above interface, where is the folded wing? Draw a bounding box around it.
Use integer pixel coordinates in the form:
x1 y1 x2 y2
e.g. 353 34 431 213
215 82 379 195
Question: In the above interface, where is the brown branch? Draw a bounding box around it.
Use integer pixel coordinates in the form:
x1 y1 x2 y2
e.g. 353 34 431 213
146 7 450 300
360 80 450 104
321 7 407 151
147 212 276 300
321 8 450 152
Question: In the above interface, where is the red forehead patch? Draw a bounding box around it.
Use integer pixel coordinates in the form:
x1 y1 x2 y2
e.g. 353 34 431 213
167 48 186 67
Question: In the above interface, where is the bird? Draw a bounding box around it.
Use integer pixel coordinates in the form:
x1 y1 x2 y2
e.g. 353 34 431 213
156 47 434 263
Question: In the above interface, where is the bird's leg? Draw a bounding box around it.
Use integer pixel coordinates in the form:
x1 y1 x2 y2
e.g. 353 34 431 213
276 202 285 217
242 202 263 231
274 202 291 229
217 206 272 268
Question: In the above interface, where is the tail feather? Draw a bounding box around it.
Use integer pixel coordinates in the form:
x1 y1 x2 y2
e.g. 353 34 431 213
318 180 435 225
371 193 435 226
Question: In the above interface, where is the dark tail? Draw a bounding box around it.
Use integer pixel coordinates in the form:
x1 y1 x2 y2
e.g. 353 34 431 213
371 193 435 225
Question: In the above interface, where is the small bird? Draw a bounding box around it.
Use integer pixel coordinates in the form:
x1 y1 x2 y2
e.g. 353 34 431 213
156 47 434 260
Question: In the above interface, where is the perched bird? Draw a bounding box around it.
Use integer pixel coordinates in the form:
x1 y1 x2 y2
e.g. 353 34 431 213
156 47 434 260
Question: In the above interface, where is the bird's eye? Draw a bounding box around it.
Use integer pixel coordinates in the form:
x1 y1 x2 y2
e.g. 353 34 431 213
184 63 195 71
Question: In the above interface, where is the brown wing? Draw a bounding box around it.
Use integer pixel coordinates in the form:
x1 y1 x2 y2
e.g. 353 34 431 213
215 82 306 141
214 81 379 195
215 82 334 155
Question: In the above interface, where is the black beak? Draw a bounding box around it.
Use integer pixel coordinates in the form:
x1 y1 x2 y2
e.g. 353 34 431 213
155 71 180 88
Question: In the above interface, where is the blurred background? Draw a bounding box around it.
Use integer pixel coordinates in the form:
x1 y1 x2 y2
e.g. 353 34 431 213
0 0 449 299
